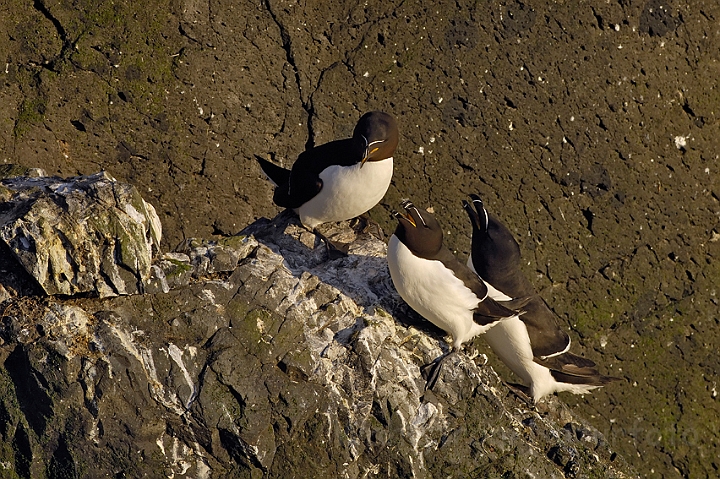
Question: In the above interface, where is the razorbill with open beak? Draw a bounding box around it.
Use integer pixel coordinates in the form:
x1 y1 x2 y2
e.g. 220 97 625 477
387 199 527 389
256 111 398 256
463 193 618 403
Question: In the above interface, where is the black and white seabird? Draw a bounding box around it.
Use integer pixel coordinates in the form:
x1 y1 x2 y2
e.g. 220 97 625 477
256 111 398 254
387 199 527 388
463 193 618 403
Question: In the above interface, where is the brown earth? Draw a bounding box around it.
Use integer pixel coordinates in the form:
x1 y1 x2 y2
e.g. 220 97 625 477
1 0 719 477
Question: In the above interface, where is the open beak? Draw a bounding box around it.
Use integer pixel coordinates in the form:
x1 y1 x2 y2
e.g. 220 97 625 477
392 209 417 227
396 199 420 227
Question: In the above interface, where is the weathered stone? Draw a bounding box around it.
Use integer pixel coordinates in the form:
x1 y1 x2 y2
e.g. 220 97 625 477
0 212 636 478
178 235 259 276
2 0 719 474
0 164 46 181
144 264 171 294
155 252 194 289
0 171 162 298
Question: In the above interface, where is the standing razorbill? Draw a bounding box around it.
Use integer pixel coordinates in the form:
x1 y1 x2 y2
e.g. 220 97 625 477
256 111 398 255
463 193 618 403
387 199 527 389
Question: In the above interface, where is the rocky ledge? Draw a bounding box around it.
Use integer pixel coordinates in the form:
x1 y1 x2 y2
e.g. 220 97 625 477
0 172 636 478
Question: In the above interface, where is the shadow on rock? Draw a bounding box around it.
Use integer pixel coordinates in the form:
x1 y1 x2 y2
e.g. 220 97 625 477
240 210 445 337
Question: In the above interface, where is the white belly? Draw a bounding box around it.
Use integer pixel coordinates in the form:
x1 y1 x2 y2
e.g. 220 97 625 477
388 235 490 348
298 157 393 229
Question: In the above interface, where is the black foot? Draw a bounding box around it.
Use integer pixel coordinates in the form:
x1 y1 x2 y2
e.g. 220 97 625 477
353 213 385 240
312 228 349 259
504 382 534 406
421 350 456 391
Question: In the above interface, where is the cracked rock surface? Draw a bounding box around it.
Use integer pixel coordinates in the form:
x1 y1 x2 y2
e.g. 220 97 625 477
0 170 162 297
0 205 635 478
2 1 720 477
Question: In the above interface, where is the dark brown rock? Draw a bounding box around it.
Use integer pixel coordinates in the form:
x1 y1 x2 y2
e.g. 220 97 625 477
0 209 635 478
2 1 720 477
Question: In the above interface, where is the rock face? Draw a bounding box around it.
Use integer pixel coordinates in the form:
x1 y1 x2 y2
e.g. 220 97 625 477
4 2 720 476
0 174 635 478
0 171 162 298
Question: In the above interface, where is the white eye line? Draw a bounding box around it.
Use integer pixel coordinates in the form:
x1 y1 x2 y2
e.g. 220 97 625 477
409 206 427 227
471 199 489 232
368 139 384 147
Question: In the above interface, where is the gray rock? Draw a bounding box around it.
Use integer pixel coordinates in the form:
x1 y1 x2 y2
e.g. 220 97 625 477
5 2 720 475
178 235 260 276
0 210 637 478
0 171 162 298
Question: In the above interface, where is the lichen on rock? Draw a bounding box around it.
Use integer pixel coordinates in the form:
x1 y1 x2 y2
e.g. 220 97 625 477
0 172 636 477
0 170 162 297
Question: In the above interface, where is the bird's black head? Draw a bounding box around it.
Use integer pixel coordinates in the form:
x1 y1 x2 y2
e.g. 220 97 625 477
392 200 443 258
462 193 489 234
353 111 399 165
462 193 522 274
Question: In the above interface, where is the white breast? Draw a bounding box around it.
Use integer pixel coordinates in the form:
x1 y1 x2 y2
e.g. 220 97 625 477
298 157 393 229
388 235 492 349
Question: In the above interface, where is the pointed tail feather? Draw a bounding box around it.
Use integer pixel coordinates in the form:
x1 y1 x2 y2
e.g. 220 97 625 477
548 368 620 386
535 352 621 386
255 156 290 188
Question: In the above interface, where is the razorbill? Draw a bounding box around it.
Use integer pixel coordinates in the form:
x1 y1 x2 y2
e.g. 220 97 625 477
387 199 527 389
463 193 618 403
256 111 398 255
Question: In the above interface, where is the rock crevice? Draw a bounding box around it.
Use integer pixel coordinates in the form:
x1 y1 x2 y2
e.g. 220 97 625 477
0 173 635 478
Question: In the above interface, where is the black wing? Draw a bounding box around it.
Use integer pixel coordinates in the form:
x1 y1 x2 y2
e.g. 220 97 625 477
517 296 571 358
275 138 360 208
464 197 535 298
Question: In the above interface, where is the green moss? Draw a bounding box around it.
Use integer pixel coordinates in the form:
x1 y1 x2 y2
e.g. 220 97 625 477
567 282 635 339
226 301 269 345
87 1 123 27
164 258 193 276
0 370 20 410
68 44 107 72
218 236 248 249
0 165 38 180
13 97 46 139
241 309 273 343
225 297 248 320
87 209 151 277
